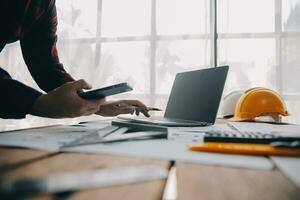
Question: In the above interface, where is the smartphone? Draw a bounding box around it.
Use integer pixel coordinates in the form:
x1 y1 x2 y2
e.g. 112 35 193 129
78 82 133 100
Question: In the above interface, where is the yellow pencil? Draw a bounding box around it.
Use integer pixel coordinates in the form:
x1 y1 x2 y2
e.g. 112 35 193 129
188 142 300 157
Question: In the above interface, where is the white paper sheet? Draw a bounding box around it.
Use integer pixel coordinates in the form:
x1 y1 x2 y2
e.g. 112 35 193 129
0 123 110 151
271 157 300 188
167 123 233 143
168 123 233 132
63 139 273 170
229 122 300 135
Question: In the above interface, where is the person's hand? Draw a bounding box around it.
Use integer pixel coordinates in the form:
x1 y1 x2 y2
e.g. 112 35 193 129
30 79 105 118
96 100 150 117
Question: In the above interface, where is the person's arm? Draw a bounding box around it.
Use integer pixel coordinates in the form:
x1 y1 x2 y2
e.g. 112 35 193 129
30 79 106 118
20 1 74 92
0 68 42 119
2 1 106 119
17 1 149 118
0 66 105 119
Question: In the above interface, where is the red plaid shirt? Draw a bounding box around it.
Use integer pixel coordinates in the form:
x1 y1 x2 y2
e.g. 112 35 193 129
0 0 74 119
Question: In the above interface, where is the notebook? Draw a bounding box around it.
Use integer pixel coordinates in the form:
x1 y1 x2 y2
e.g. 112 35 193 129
118 66 229 127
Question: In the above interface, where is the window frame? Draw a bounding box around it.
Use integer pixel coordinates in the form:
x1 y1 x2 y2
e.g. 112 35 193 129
7 0 298 102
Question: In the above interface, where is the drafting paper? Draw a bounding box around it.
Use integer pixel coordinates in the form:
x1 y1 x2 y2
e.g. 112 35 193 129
168 123 233 132
0 123 110 151
229 122 300 135
63 139 273 170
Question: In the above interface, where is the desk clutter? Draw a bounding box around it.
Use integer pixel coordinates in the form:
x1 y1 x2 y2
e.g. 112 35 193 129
0 120 273 170
0 119 300 192
2 119 300 169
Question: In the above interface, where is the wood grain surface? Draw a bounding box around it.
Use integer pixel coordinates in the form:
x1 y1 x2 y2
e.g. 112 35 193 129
0 148 299 200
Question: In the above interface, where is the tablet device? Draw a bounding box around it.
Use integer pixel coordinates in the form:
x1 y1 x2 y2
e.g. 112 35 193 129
78 82 133 100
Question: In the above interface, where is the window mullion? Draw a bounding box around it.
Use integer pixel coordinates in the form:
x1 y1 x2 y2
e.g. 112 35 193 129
211 0 217 67
94 0 103 69
150 0 157 106
275 0 282 94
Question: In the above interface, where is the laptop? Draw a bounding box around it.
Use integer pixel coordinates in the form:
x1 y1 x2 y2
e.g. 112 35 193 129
118 66 229 127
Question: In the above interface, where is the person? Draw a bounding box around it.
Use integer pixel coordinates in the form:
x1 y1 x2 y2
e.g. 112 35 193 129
0 0 149 119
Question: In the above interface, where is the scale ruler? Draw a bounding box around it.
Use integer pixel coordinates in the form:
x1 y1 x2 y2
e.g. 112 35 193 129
0 165 168 195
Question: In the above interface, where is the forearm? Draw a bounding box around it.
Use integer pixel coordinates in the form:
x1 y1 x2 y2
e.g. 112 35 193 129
29 80 105 119
29 93 61 118
0 78 42 119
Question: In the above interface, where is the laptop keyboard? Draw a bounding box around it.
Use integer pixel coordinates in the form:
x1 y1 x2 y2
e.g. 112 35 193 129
162 118 211 126
119 116 211 127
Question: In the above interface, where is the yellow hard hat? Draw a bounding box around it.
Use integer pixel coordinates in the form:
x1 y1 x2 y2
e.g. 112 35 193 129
232 87 289 122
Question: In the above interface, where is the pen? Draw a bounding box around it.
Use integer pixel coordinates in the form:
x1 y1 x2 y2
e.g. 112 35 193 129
133 106 162 111
119 104 162 111
147 107 162 111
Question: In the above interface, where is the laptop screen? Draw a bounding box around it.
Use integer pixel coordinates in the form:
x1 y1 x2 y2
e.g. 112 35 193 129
164 66 228 124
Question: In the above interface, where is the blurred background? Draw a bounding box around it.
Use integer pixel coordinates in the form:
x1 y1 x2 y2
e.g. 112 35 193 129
0 0 299 130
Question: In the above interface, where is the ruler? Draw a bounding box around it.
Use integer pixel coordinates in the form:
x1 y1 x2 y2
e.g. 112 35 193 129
0 165 168 196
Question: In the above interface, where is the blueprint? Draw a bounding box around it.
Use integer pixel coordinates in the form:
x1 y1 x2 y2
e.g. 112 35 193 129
0 122 111 151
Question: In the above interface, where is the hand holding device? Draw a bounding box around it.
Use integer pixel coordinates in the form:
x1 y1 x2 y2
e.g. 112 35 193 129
78 82 133 100
30 80 105 118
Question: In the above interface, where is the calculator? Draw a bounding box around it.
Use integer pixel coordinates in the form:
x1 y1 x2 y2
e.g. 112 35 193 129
204 130 300 144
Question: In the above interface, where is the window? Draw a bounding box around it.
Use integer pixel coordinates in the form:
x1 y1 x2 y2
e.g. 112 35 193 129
56 0 212 111
218 0 300 123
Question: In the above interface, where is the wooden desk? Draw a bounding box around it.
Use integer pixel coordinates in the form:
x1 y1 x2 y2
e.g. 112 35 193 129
1 148 300 200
